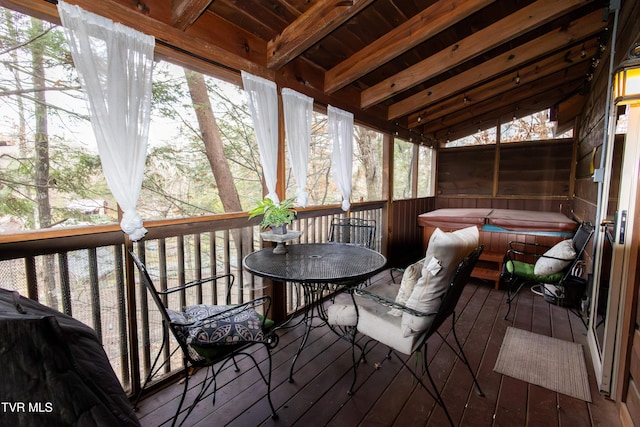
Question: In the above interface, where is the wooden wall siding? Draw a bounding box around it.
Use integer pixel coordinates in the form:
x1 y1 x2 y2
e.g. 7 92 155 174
573 1 640 420
438 140 574 199
388 197 434 268
497 141 573 196
437 147 494 196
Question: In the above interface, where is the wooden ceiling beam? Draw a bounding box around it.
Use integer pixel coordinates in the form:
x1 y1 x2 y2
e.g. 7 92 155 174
2 0 273 79
266 0 374 70
422 65 587 138
324 0 495 94
393 9 606 122
433 89 580 143
360 0 591 109
406 39 598 129
171 0 214 31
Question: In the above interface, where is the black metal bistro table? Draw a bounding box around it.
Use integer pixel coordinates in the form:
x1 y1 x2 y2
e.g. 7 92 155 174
243 243 386 382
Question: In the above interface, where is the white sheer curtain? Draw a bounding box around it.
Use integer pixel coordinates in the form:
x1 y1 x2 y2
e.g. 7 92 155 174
58 1 154 241
328 105 354 211
242 71 279 203
281 88 313 207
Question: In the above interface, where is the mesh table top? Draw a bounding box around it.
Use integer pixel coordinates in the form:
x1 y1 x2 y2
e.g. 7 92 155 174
243 243 387 284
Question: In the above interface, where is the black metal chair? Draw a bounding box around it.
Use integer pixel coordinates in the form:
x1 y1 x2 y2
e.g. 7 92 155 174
349 246 484 426
501 222 594 319
327 217 377 291
328 217 376 248
129 251 278 426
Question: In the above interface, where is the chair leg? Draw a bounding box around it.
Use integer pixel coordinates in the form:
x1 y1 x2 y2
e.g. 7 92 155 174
391 348 454 427
172 364 191 427
265 349 278 419
251 346 278 419
504 277 527 320
422 349 455 427
133 326 169 411
348 342 359 396
177 365 215 427
450 314 484 396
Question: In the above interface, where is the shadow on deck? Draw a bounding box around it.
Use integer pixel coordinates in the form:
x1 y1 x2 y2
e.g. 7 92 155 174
134 270 619 427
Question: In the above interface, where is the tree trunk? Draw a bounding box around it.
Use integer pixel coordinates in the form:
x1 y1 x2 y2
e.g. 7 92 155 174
5 10 27 158
184 69 243 213
31 18 57 308
355 127 382 201
184 69 251 271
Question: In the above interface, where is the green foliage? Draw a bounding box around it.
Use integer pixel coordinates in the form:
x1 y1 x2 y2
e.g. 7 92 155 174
248 196 296 229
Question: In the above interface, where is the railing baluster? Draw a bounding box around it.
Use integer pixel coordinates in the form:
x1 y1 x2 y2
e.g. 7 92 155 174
136 241 151 380
58 252 72 316
223 229 232 304
0 203 386 396
25 256 37 300
177 236 185 308
88 247 102 342
209 231 217 305
194 234 202 304
158 239 170 373
114 244 130 387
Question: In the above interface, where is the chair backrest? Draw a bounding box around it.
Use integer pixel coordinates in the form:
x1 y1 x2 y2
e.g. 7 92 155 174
129 251 200 363
562 222 594 281
328 218 376 248
129 251 174 328
424 245 484 337
572 222 595 257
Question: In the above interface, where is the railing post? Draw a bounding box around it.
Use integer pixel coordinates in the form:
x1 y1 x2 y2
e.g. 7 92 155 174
264 277 287 323
25 255 38 300
124 240 141 395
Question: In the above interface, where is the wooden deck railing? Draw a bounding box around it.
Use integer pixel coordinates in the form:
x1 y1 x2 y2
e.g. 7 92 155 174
0 202 386 398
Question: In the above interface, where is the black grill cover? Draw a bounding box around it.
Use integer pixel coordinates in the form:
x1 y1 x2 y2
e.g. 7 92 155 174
0 288 140 426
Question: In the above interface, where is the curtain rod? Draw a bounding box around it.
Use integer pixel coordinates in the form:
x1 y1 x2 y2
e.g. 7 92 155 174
155 39 240 75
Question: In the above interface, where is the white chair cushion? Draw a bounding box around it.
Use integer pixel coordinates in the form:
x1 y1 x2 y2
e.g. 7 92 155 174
401 226 479 337
533 239 576 276
327 291 358 326
354 282 424 355
388 258 425 316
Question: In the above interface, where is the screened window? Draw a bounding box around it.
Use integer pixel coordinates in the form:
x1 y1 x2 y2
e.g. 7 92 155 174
445 127 497 148
0 9 271 231
417 145 435 197
393 138 413 200
500 110 572 143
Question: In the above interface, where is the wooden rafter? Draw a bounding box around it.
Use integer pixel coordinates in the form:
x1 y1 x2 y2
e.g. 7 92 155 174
360 0 591 109
392 9 607 122
266 0 374 70
423 65 587 139
407 39 599 128
324 0 495 94
1 0 611 143
171 0 214 31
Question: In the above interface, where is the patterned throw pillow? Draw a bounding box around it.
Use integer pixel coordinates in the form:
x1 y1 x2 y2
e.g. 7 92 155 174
176 304 264 347
166 308 191 343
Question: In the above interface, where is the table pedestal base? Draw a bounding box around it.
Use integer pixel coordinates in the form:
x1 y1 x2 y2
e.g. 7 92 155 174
283 282 362 385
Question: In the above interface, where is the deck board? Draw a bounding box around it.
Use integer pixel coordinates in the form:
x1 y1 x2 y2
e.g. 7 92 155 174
136 270 620 427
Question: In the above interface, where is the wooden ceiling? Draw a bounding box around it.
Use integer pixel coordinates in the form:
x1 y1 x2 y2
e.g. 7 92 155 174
9 0 611 144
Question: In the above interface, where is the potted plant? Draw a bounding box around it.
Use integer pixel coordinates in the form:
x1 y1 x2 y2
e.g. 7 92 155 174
248 196 297 234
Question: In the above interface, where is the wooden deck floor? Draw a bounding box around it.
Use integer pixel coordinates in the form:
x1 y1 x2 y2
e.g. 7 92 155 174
135 270 620 427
